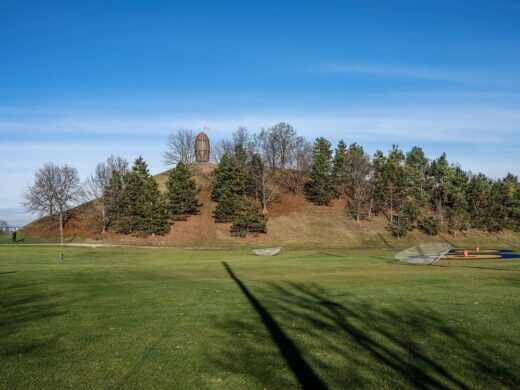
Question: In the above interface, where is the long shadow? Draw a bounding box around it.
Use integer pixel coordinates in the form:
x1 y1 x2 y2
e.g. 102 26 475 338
271 284 468 390
439 234 457 247
491 232 520 249
318 252 344 258
222 262 327 390
377 233 396 250
434 264 520 272
213 280 520 388
0 275 72 358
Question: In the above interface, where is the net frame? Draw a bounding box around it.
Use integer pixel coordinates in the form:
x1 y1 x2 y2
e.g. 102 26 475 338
395 243 452 265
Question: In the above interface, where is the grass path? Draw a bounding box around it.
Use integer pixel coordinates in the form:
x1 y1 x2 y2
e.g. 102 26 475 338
1 246 519 389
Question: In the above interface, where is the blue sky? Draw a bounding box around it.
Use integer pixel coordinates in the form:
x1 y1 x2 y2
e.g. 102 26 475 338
1 0 520 225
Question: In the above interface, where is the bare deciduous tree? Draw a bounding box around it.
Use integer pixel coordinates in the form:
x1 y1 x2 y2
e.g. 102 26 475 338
22 162 58 217
163 128 196 165
256 122 298 170
0 220 8 234
211 139 234 163
249 157 279 214
272 122 296 169
345 150 373 222
83 155 128 233
23 163 82 245
232 126 252 150
211 127 257 164
257 127 279 170
258 170 279 214
285 137 313 194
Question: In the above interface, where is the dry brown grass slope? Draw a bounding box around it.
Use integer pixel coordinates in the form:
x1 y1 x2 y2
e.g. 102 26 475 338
23 163 520 249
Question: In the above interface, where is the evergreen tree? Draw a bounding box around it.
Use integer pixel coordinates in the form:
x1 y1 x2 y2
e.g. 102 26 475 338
165 161 200 220
331 139 348 197
382 145 407 227
233 143 249 167
211 154 245 202
467 173 493 230
305 137 334 205
247 153 264 201
429 153 451 225
417 216 441 236
488 181 508 231
446 166 469 232
345 143 373 221
371 150 387 215
496 173 520 231
213 192 239 223
405 146 430 207
116 157 170 237
230 198 267 237
105 170 126 228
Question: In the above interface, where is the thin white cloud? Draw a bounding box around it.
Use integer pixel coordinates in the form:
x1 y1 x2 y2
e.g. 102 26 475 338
1 105 519 209
1 107 520 143
318 62 517 86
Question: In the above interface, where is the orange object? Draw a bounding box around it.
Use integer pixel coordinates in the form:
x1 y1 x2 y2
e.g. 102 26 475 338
463 249 468 257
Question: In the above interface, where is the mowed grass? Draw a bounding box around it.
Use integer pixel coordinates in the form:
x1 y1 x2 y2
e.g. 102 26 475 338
1 246 519 389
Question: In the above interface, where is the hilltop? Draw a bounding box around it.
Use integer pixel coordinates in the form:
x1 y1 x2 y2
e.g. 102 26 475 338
23 163 520 249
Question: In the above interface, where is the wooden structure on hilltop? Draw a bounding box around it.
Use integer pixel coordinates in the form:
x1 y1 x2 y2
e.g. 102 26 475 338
195 132 210 163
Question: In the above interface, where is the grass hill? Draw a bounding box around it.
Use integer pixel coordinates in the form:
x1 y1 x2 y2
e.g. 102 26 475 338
22 163 520 249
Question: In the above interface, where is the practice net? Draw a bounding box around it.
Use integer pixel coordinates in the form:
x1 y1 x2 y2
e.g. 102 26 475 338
395 243 452 265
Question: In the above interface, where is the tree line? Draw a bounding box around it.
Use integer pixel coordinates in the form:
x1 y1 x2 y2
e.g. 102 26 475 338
23 156 201 240
304 138 520 237
175 124 520 238
23 122 520 240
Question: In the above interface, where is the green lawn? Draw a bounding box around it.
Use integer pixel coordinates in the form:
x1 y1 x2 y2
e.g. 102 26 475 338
1 246 519 389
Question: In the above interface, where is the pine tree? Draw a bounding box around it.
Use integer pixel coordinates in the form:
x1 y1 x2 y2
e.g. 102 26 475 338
331 139 348 197
165 161 200 220
230 198 267 237
405 146 429 207
371 150 387 215
213 192 239 223
211 154 245 202
345 143 373 221
429 153 451 225
417 216 441 236
382 145 407 227
105 170 126 229
305 137 334 205
495 173 520 231
446 166 469 233
247 153 264 201
116 157 170 237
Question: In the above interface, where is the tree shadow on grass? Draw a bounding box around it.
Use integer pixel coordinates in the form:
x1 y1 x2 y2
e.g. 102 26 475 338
439 234 457 248
0 283 70 358
216 263 520 389
434 263 520 272
222 262 326 389
491 232 520 250
377 233 397 250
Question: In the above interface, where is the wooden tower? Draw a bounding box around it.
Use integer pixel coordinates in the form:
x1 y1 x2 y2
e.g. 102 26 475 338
195 132 210 163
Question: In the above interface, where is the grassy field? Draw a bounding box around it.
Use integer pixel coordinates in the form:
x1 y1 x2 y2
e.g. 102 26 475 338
1 245 519 389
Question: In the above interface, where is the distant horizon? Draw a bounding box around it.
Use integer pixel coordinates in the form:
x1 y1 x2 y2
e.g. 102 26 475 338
2 0 520 224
